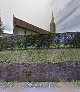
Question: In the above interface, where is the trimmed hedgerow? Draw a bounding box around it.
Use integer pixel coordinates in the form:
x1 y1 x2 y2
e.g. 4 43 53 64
0 32 80 50
0 33 55 50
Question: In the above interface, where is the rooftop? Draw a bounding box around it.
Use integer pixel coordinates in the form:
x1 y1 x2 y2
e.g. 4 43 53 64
13 16 49 34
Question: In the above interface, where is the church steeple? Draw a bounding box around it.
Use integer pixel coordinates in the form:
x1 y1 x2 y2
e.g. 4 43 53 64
50 11 56 33
51 11 54 23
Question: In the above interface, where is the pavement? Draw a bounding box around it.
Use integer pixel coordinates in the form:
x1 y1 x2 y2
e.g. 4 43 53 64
0 87 79 92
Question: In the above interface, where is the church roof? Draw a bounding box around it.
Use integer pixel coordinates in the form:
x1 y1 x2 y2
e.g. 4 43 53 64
13 16 49 34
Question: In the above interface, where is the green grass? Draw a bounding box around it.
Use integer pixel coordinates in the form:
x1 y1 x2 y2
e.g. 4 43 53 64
0 81 80 88
0 48 80 63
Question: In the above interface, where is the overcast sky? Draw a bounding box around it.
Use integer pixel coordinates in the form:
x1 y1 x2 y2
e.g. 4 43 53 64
0 0 80 34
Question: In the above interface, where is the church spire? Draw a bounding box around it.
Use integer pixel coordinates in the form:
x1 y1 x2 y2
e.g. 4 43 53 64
51 11 54 24
50 11 56 33
52 10 53 17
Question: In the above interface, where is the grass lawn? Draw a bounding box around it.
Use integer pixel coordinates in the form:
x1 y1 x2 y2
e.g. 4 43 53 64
0 48 80 63
0 81 80 88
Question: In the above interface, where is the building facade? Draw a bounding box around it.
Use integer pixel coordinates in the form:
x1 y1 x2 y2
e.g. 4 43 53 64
13 13 56 36
13 16 49 36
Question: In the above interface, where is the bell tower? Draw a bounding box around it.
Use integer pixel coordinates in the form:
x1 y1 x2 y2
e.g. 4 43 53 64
50 11 56 33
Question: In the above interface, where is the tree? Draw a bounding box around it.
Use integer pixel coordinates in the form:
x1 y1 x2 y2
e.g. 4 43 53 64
0 15 4 34
64 32 75 48
71 32 80 48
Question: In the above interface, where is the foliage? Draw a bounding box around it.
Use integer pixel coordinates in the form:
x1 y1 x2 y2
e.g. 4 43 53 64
71 32 80 48
0 32 80 50
0 17 4 34
0 49 80 63
0 33 56 50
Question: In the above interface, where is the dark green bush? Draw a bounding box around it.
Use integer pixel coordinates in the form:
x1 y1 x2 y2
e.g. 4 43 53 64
0 33 55 50
0 32 80 50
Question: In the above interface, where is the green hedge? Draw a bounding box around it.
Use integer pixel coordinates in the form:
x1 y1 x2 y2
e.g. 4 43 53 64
0 32 80 50
0 33 55 50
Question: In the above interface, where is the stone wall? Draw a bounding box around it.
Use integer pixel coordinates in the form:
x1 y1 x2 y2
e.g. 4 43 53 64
0 61 80 82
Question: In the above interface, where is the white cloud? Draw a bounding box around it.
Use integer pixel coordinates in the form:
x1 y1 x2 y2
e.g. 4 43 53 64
48 0 71 16
56 0 80 32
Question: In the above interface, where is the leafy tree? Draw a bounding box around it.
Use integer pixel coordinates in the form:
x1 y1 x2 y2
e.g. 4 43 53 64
71 32 80 48
0 16 4 34
64 32 75 48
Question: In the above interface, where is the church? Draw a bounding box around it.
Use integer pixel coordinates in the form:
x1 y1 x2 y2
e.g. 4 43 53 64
13 12 56 36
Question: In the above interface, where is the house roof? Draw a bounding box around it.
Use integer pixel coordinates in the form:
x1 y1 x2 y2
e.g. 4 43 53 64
13 16 49 34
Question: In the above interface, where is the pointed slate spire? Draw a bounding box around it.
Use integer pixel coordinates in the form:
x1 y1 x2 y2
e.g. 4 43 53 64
50 10 56 33
51 10 54 23
52 10 53 17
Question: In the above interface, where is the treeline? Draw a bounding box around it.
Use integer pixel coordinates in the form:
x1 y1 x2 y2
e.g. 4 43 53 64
0 32 80 50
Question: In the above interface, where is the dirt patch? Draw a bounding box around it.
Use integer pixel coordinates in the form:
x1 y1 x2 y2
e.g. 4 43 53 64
0 61 80 82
